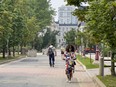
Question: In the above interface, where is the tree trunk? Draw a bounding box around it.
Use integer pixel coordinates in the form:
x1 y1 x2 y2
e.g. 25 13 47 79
20 44 23 54
111 52 116 76
13 46 15 57
2 48 6 58
90 46 92 63
17 45 20 55
8 48 11 57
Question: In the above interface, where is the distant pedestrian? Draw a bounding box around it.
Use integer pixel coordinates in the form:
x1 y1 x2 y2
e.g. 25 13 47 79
47 44 57 67
61 46 65 60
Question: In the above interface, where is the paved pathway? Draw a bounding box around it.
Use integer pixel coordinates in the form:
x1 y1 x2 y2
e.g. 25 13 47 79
0 50 98 87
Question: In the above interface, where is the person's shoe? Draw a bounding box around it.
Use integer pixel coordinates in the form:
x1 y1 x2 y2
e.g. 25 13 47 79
66 80 69 82
50 64 52 67
52 64 54 67
68 80 71 83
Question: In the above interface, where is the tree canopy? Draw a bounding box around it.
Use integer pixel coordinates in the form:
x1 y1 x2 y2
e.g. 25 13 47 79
66 0 116 76
64 29 76 45
0 0 55 57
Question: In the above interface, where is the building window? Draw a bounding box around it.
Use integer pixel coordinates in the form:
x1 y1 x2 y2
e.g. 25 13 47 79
60 19 63 24
63 27 65 31
67 12 70 16
67 19 70 24
60 12 63 17
63 12 67 16
67 7 71 11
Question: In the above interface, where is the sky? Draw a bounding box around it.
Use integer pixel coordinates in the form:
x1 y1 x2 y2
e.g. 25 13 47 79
50 0 67 21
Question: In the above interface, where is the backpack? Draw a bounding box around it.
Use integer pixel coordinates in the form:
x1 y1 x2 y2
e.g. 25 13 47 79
48 48 53 55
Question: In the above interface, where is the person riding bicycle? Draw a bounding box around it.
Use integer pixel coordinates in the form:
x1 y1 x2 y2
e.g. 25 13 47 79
64 45 76 82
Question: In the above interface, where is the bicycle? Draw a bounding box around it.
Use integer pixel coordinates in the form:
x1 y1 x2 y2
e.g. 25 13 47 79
65 58 75 82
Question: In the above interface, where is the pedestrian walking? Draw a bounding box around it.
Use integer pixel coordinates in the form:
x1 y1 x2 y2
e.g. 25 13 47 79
47 44 57 67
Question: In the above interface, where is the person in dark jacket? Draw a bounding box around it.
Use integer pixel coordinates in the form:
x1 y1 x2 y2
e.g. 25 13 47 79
47 44 57 67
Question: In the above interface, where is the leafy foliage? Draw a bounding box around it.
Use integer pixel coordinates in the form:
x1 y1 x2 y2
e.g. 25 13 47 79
86 0 116 49
66 0 116 76
0 0 55 57
66 0 94 7
64 29 76 45
42 28 59 49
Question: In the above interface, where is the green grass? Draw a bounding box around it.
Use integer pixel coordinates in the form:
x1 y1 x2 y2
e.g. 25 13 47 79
76 55 99 69
0 55 26 64
97 75 116 87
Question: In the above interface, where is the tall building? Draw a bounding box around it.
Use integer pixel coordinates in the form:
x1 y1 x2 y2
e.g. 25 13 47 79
56 5 78 47
58 5 77 24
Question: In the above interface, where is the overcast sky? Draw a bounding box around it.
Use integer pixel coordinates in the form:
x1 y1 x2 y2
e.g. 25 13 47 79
50 0 67 21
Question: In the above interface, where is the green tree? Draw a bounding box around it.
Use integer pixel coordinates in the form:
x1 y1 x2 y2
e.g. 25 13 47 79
86 0 116 76
0 1 13 58
33 35 43 52
0 0 55 57
64 29 76 45
66 0 116 76
42 28 58 49
26 0 55 49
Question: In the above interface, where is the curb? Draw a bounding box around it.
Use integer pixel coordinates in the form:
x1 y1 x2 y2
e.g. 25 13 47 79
93 76 106 87
76 59 106 87
0 55 26 65
76 59 86 71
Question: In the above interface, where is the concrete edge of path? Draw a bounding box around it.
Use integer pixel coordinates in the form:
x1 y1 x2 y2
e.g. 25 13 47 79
76 59 106 87
93 76 106 87
0 55 26 65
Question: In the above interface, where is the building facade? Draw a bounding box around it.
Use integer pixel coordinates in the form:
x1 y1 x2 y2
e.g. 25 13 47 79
56 5 78 47
58 5 77 24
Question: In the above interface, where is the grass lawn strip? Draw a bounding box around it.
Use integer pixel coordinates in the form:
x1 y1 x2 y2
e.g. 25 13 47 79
97 75 116 87
0 55 26 64
77 55 116 87
76 54 99 69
